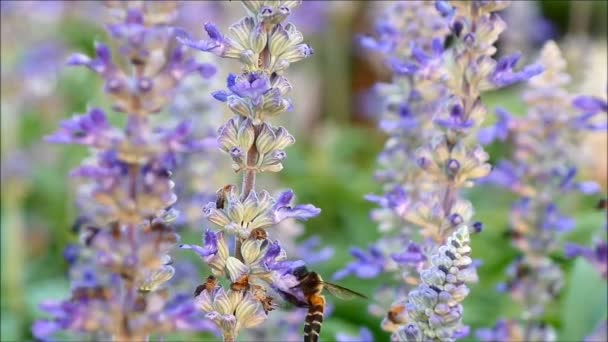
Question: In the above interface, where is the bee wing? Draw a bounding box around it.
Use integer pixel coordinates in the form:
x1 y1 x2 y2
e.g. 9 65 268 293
275 289 310 308
321 282 368 301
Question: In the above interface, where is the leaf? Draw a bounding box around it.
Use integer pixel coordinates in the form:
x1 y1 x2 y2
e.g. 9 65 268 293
559 258 608 341
1 312 21 342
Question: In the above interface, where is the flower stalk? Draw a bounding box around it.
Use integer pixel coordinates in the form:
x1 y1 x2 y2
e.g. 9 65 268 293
477 41 607 342
343 1 543 341
33 2 218 340
177 1 321 340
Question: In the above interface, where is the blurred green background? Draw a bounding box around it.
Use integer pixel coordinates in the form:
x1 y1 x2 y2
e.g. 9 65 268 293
1 1 606 341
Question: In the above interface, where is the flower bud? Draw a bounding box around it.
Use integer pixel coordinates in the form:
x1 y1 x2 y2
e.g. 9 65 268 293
272 127 295 150
218 118 239 152
249 23 267 54
240 50 257 68
255 123 277 154
268 25 289 57
237 119 255 151
228 96 251 117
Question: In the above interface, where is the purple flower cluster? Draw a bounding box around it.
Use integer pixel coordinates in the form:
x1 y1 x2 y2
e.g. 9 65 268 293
176 1 321 340
479 41 607 340
342 1 543 341
34 2 218 341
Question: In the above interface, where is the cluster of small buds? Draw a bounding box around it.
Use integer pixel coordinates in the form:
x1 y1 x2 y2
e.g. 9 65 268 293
218 115 295 173
34 2 218 341
478 41 607 340
177 1 319 341
387 227 477 342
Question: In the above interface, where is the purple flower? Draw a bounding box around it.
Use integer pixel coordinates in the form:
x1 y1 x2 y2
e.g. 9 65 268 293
478 108 511 145
476 320 511 342
296 236 334 265
230 73 272 100
359 35 394 55
62 244 80 266
391 242 426 265
164 45 217 81
105 8 170 60
158 120 218 168
489 53 544 88
541 203 575 233
573 96 608 113
162 294 219 334
333 246 386 280
483 160 531 195
45 108 115 147
336 327 374 342
263 240 305 274
571 95 608 131
180 229 221 262
176 23 227 55
565 240 607 279
32 320 62 340
273 190 321 223
66 42 117 78
366 186 411 220
435 1 455 17
558 167 601 195
435 104 475 131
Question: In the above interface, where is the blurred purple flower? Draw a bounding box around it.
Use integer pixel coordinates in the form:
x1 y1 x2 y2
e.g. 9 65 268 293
391 242 426 265
336 327 374 342
489 53 543 88
478 108 511 145
273 190 321 223
565 240 607 279
333 246 386 280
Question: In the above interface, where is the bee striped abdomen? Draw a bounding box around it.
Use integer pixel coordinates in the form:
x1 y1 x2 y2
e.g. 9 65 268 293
304 295 325 342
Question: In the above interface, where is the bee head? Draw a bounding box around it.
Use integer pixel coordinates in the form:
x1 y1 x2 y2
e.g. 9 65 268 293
292 265 309 280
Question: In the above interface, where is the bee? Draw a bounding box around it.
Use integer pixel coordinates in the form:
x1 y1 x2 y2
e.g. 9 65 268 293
249 227 268 240
215 184 235 209
277 265 367 342
230 274 250 292
71 286 112 302
194 275 219 297
386 303 406 325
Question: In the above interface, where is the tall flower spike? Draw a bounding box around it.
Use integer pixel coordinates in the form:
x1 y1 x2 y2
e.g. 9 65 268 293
34 2 218 341
478 41 606 340
178 1 320 341
339 0 453 332
342 1 543 341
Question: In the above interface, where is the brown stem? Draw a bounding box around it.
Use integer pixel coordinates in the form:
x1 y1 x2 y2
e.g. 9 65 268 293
442 184 455 216
237 128 260 261
128 164 139 201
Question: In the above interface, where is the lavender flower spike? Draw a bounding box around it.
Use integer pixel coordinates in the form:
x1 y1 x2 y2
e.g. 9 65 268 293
344 1 543 341
479 41 607 340
178 1 320 341
34 2 217 341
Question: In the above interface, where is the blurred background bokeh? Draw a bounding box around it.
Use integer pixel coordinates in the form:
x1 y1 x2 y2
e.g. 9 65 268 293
1 1 606 341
